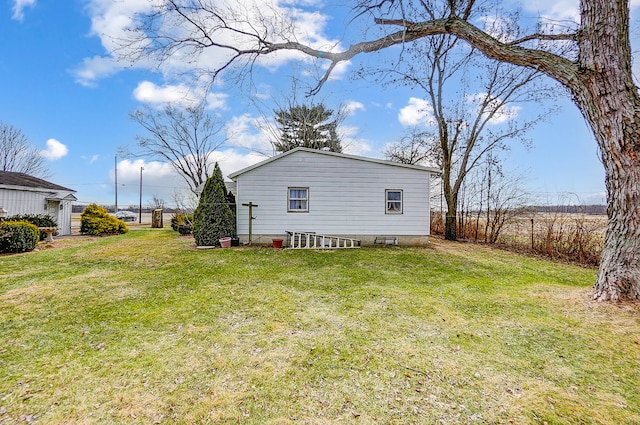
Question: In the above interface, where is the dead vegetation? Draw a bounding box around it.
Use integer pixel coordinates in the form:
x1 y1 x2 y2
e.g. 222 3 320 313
432 211 606 266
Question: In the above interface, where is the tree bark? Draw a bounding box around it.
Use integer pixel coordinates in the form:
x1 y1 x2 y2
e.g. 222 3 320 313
577 0 640 301
443 169 458 240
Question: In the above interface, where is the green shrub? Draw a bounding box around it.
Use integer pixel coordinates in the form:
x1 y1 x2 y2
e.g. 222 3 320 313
192 163 236 246
170 213 194 231
80 204 128 236
8 214 57 240
0 220 40 253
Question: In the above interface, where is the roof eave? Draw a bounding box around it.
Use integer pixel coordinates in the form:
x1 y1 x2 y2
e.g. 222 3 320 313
228 147 441 179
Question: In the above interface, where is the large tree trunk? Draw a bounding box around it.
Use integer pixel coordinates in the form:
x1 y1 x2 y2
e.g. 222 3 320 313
577 0 640 300
443 180 458 241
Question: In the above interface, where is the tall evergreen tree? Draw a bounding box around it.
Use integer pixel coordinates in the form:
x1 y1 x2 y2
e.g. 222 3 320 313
192 163 236 246
274 104 342 153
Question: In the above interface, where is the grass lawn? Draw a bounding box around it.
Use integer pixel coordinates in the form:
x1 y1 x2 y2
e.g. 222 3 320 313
1 230 639 424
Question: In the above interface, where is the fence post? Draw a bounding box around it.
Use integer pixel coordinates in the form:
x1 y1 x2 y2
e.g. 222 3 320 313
530 218 534 250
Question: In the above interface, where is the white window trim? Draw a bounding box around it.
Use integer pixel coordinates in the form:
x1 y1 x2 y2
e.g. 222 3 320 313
288 187 309 212
385 189 403 214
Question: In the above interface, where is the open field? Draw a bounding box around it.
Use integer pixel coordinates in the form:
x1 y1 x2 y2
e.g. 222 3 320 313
1 230 639 424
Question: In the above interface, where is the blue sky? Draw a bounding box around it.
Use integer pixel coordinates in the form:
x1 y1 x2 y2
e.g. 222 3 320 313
1 0 615 208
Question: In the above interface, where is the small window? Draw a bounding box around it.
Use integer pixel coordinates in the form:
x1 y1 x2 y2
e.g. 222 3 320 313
288 187 309 212
386 189 403 214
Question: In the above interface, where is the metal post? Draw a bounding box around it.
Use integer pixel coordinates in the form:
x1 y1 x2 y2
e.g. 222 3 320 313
242 202 258 246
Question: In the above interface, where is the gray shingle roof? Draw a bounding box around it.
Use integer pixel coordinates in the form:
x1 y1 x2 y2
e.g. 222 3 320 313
0 171 75 192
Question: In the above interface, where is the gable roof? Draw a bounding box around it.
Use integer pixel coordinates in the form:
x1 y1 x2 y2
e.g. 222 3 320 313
228 147 440 179
0 171 75 192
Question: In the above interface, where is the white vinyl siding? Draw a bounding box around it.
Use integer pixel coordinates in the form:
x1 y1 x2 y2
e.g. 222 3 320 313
0 187 75 235
232 149 433 237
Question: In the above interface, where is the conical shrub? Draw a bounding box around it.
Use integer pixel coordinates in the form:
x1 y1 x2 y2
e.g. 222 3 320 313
192 163 236 246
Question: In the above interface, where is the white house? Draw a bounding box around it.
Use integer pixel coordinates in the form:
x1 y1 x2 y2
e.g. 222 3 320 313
0 171 77 235
228 147 439 246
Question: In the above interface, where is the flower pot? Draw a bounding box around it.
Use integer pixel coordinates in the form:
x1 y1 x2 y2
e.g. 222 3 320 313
272 238 284 249
219 237 232 248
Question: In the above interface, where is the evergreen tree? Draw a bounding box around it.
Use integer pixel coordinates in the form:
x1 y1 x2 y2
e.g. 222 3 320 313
192 163 236 246
274 104 342 153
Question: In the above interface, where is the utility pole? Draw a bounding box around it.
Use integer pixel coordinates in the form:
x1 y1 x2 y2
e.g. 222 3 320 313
139 166 144 224
241 202 258 246
115 155 118 213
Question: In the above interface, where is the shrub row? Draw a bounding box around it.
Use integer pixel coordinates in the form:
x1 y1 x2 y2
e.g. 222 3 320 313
0 221 40 253
8 214 57 241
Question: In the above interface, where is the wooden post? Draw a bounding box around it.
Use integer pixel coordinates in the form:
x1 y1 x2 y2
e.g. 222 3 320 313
531 218 534 250
242 202 258 246
152 209 163 228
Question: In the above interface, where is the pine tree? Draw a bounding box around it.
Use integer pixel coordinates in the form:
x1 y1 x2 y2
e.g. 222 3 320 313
274 104 342 153
192 163 236 246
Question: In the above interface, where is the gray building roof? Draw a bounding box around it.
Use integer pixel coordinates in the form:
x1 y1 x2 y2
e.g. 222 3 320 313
0 171 75 192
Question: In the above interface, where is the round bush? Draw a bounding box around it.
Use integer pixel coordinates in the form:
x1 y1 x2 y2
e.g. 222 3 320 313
0 220 40 253
80 204 128 236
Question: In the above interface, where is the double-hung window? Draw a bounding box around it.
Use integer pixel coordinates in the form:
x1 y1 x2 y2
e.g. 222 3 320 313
386 189 403 214
288 187 309 212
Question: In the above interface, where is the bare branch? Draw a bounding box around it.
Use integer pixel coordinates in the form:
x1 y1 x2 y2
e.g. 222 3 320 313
508 32 577 46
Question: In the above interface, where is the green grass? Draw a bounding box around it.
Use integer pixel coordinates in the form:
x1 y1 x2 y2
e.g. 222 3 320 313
1 230 639 424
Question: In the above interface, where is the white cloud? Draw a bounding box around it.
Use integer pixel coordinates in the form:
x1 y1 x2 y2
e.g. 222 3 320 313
81 154 99 164
112 158 180 207
112 150 266 207
339 125 371 156
225 113 277 154
518 0 579 22
12 0 36 21
398 98 435 127
209 149 266 178
40 139 68 160
133 81 198 106
80 0 342 85
342 100 365 116
72 56 121 87
133 81 228 109
466 93 522 125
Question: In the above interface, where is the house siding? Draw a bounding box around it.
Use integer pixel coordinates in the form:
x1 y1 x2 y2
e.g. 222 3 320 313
0 187 75 235
232 150 433 245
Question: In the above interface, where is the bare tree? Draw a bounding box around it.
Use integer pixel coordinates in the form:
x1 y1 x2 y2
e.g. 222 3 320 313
119 0 640 300
383 31 550 241
480 160 530 244
130 103 228 196
0 121 49 178
148 195 166 210
384 129 439 166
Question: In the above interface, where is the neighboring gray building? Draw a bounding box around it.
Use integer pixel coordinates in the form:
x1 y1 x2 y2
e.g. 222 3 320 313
228 147 439 246
0 171 77 235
